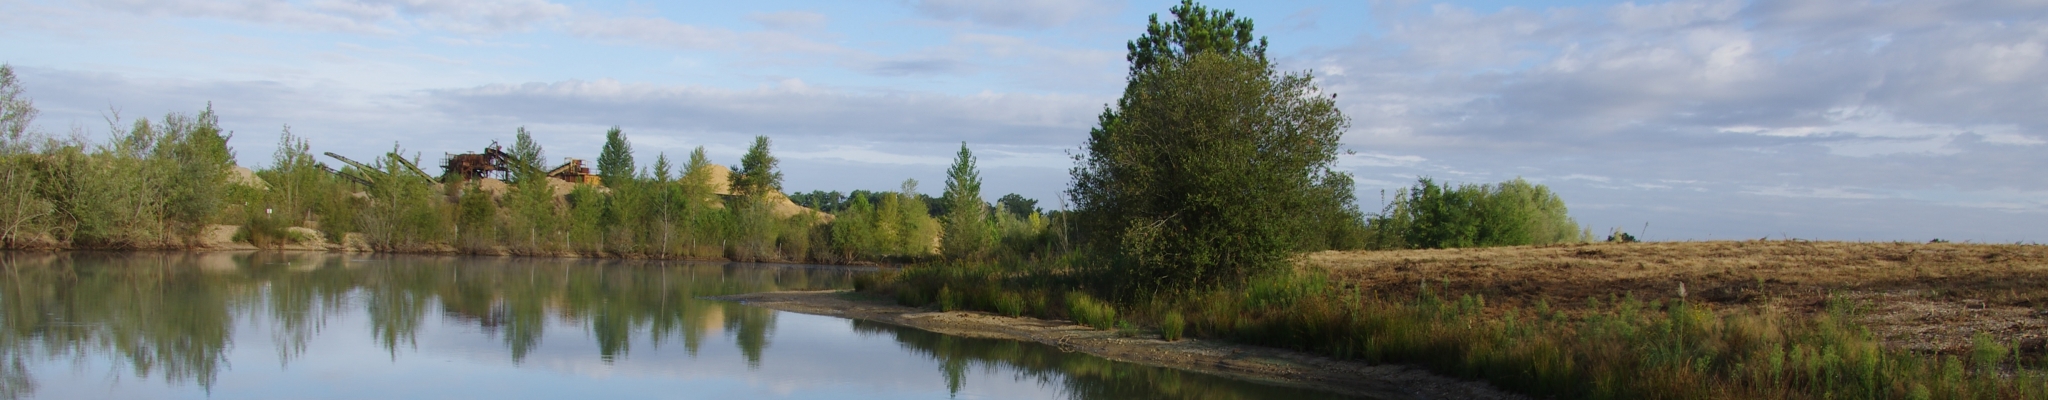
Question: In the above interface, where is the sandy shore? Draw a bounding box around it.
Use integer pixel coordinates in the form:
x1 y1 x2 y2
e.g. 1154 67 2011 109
713 290 1527 400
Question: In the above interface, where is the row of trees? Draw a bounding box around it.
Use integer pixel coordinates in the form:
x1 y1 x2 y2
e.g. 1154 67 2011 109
0 64 1060 263
255 128 1062 263
0 64 237 248
2 20 1584 273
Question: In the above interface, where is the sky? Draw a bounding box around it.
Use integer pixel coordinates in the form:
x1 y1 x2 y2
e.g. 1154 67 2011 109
1 0 2043 242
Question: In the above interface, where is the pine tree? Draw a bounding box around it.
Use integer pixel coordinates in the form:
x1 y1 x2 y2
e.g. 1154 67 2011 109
596 126 633 187
652 153 673 183
940 142 991 260
730 136 781 197
510 127 547 183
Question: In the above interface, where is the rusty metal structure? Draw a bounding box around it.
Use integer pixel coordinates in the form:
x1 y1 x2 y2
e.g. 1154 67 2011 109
547 158 600 185
441 143 513 181
324 151 435 186
316 164 374 187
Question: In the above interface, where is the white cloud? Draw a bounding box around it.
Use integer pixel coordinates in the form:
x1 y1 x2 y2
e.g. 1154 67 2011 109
1336 152 1426 168
76 0 572 34
562 13 737 50
748 11 829 31
781 145 951 166
906 0 1120 29
427 78 1104 146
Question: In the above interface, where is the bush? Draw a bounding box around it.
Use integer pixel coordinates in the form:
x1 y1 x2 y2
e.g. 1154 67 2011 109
1160 311 1185 341
1367 177 1588 249
1066 291 1119 330
936 286 957 311
993 292 1026 317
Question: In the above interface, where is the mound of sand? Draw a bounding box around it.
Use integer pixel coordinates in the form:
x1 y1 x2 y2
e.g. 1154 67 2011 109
475 178 510 198
696 163 733 195
687 164 831 223
228 166 267 189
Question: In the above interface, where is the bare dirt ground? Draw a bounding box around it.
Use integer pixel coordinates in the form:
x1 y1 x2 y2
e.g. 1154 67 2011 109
716 290 1528 400
1305 240 2048 355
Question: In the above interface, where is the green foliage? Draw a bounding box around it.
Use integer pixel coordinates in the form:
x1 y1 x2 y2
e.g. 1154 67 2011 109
1160 311 1185 341
19 108 241 247
994 291 1026 317
359 148 450 249
156 106 235 235
832 194 879 259
1070 51 1349 293
1367 177 1588 249
0 64 36 147
1123 0 1267 75
1066 291 1119 330
0 66 997 262
725 196 780 261
596 126 633 187
565 184 607 253
941 142 993 260
0 152 50 245
1068 1 1354 294
730 136 782 197
455 182 497 251
870 263 2048 400
0 64 49 245
892 180 940 257
508 126 547 182
501 153 564 254
995 194 1038 218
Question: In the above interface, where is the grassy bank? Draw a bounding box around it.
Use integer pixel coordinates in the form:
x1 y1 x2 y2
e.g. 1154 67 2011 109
863 241 2048 400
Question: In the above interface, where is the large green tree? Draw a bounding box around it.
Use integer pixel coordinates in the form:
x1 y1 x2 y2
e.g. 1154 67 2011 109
596 126 633 187
940 142 991 260
1069 1 1350 293
730 136 782 197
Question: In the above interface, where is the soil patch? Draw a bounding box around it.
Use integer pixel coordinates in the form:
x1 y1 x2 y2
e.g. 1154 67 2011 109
715 290 1526 400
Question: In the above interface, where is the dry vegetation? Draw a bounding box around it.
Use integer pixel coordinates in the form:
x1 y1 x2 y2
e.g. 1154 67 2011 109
1307 240 2048 354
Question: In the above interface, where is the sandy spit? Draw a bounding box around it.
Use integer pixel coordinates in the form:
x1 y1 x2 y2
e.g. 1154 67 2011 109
712 290 1528 400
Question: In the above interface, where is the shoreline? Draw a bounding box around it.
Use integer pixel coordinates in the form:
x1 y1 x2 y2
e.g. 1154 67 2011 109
713 290 1527 400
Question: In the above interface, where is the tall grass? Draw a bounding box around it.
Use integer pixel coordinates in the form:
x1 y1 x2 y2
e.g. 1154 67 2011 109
869 264 2048 400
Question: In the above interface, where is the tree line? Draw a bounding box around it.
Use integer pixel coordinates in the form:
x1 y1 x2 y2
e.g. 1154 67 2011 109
0 51 1581 270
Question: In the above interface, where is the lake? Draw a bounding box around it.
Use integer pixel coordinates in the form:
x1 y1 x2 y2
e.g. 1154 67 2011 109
0 252 1349 399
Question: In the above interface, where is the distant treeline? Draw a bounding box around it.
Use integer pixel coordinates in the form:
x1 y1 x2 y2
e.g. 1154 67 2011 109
242 127 1069 264
0 63 1582 263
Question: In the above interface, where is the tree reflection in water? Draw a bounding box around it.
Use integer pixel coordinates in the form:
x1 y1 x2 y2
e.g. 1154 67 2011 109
0 252 1350 399
0 252 853 398
851 320 1351 399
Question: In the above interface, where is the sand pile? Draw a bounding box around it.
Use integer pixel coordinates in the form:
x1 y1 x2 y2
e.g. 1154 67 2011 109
474 178 510 198
687 164 831 223
228 166 267 189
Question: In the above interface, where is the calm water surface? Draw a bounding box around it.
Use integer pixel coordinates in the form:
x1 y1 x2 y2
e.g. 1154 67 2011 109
0 252 1349 399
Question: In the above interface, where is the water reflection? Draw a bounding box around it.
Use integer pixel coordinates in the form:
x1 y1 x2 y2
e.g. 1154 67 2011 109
852 320 1345 399
0 252 1347 399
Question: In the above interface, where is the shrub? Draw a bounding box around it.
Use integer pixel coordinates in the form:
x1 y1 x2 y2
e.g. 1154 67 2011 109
993 292 1026 317
1367 177 1588 249
936 286 957 311
1066 291 1118 330
1161 311 1185 341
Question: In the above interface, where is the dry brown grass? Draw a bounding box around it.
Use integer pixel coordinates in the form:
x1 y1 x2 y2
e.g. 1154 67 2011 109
1306 241 2048 354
